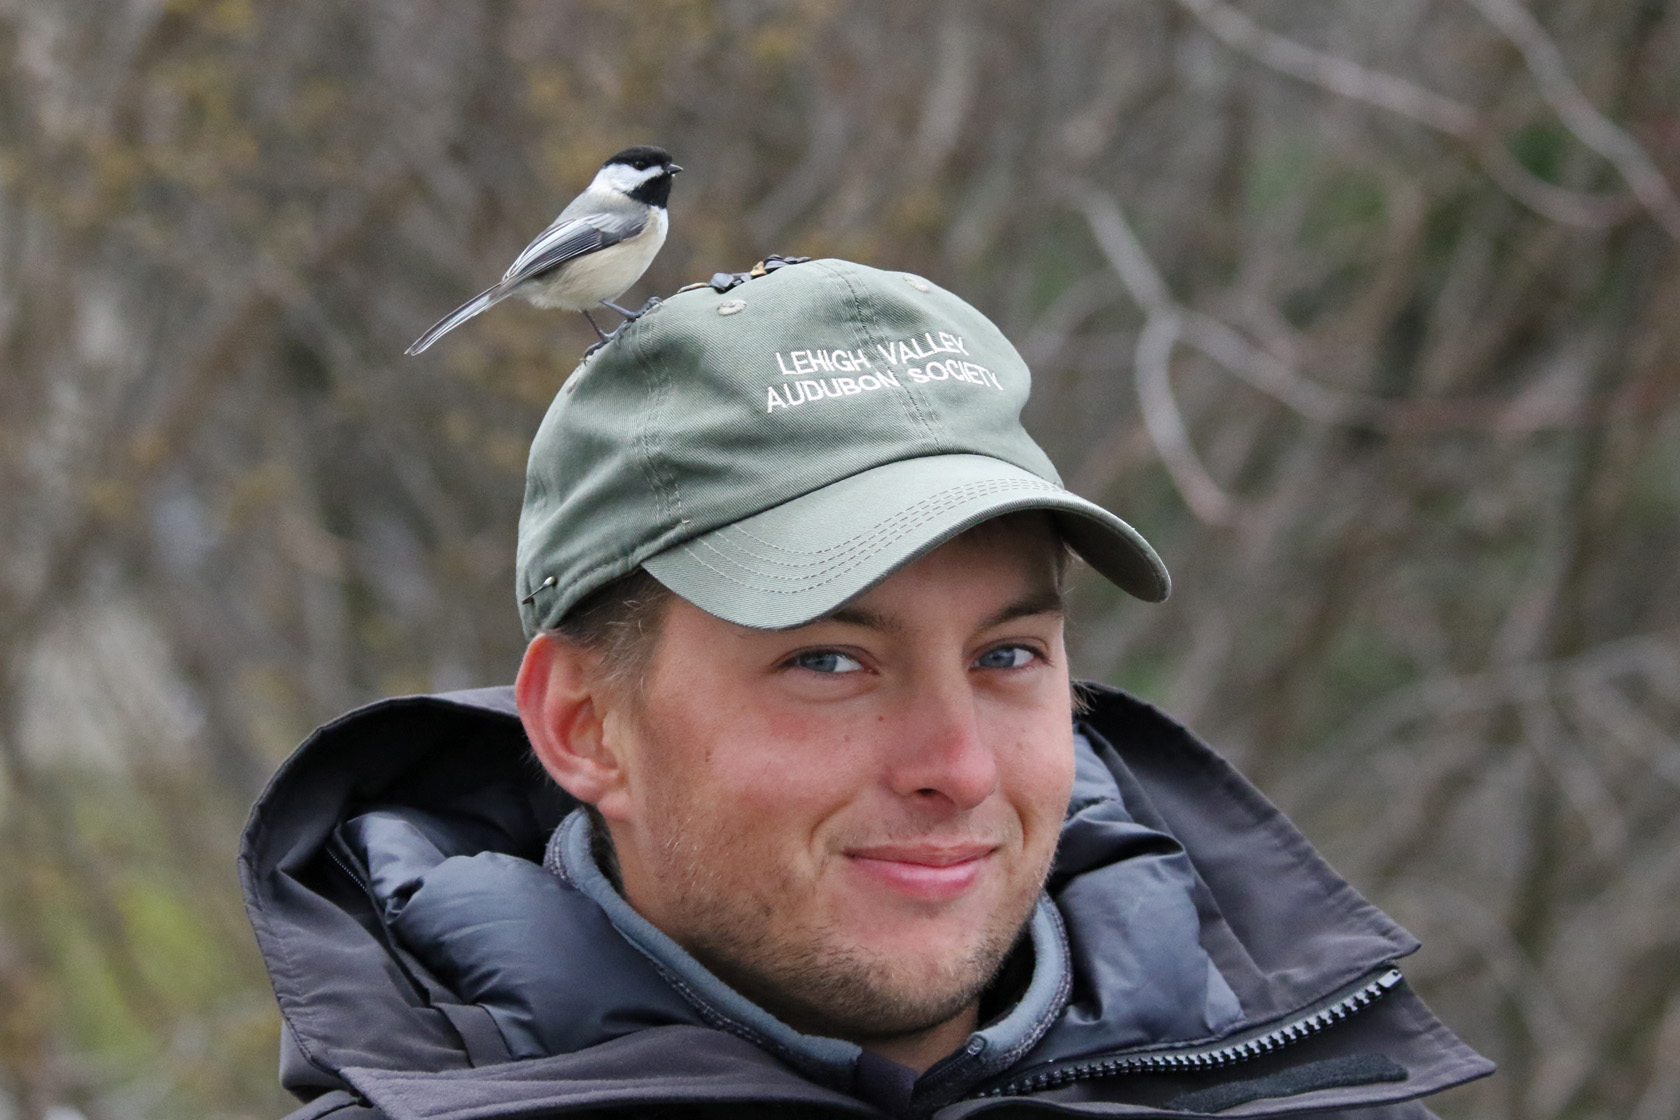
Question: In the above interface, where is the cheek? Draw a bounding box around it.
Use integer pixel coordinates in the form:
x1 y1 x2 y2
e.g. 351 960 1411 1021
1002 715 1077 841
1030 740 1076 821
632 694 857 851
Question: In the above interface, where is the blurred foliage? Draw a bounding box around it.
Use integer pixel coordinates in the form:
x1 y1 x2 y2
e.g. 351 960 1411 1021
3 0 1679 1117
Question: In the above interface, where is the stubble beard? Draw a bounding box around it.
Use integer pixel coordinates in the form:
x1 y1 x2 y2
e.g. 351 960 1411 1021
640 791 1049 1044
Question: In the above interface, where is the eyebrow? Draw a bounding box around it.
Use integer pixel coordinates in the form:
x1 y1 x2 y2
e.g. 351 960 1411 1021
823 583 1066 634
980 585 1068 630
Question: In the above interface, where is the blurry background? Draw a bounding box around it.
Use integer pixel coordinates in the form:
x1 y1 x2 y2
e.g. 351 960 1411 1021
2 0 1677 1116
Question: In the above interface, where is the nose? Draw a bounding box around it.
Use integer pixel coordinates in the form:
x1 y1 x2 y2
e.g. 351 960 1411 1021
885 673 999 812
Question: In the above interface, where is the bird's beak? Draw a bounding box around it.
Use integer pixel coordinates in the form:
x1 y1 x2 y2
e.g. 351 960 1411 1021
669 164 683 174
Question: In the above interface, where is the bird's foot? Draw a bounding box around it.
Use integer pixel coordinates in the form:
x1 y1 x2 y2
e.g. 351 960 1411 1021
581 308 612 342
601 296 662 323
585 297 664 357
582 321 630 359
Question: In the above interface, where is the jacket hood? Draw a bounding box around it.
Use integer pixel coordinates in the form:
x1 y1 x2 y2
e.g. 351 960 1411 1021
239 684 1491 1118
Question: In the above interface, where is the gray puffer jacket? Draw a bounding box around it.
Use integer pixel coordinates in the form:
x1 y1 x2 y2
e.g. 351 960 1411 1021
239 682 1492 1119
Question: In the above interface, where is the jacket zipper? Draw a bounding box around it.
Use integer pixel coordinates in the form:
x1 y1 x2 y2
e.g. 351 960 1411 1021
978 965 1404 1097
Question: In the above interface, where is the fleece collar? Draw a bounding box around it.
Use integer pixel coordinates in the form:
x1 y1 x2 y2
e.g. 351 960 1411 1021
546 805 1076 1110
337 727 1245 1113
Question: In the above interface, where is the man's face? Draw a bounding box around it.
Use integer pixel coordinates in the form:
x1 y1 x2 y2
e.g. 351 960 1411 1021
596 520 1075 1043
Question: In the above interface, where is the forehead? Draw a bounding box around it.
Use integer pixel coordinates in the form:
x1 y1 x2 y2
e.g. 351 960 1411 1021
666 512 1068 641
930 511 1065 576
838 514 1065 616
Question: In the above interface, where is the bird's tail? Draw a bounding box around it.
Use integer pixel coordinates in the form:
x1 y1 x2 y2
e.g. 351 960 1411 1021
404 282 513 355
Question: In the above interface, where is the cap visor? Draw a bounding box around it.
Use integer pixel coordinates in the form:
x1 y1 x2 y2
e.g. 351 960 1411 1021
641 454 1169 629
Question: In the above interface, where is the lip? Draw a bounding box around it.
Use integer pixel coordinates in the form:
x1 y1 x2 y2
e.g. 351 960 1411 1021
843 842 997 902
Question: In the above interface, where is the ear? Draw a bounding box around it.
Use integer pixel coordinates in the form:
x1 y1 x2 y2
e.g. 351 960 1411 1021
515 634 630 815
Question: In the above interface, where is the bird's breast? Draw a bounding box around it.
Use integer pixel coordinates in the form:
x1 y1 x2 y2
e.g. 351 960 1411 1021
524 210 668 311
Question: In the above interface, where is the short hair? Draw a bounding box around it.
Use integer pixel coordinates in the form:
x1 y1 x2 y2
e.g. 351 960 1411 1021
548 566 675 696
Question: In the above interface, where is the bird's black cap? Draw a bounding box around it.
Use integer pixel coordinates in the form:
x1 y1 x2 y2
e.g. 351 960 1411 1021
604 146 675 171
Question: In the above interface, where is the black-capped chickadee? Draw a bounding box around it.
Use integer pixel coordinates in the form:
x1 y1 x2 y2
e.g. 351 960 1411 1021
405 146 681 356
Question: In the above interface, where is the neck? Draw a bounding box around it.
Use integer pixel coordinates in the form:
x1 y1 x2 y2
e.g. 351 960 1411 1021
856 1004 980 1074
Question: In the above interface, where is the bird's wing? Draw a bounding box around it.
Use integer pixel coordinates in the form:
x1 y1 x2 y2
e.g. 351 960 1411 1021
500 208 648 287
405 207 649 356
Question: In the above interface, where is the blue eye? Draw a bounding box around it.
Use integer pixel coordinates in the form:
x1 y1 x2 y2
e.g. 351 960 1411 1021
975 645 1036 670
791 650 864 674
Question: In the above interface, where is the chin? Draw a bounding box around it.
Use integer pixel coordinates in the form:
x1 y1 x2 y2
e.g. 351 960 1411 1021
844 906 1001 964
777 935 1007 1041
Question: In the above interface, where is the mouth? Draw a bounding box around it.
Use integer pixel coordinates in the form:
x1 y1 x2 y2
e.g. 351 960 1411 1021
842 842 998 902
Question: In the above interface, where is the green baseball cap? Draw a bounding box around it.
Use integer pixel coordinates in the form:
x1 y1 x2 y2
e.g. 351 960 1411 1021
517 258 1168 635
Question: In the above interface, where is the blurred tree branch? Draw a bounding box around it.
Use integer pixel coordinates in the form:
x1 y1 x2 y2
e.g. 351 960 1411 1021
1173 0 1657 234
3 3 1678 1117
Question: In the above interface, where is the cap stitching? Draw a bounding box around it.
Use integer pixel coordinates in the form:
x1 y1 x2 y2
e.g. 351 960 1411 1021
718 477 1061 564
671 479 1065 593
698 483 1049 582
632 302 686 531
670 514 988 595
828 261 940 450
538 481 1050 625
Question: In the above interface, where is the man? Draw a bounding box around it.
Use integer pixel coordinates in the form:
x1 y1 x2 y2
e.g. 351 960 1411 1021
241 259 1491 1119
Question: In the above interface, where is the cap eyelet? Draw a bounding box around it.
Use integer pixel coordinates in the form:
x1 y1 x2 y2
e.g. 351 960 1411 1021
718 300 746 316
902 274 931 292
